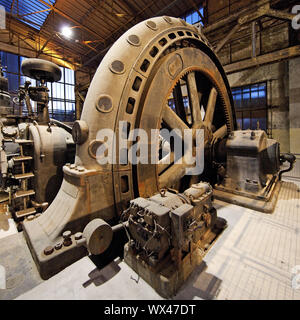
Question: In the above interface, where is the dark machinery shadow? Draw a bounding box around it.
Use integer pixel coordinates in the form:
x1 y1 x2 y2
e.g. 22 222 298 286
44 168 63 204
82 259 121 288
82 228 127 288
174 261 222 300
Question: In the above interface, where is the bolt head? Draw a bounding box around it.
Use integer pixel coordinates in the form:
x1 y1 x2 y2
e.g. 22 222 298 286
55 243 62 250
75 232 83 240
44 246 54 255
63 239 72 247
62 230 71 239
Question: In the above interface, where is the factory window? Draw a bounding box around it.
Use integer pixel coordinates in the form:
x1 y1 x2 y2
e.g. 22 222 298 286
0 51 75 122
0 51 20 94
232 83 267 131
48 66 76 123
182 6 204 26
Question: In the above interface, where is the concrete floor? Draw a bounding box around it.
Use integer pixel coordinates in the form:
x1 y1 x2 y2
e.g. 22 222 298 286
0 159 300 300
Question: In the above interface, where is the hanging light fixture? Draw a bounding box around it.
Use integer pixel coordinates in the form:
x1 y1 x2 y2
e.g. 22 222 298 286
61 26 72 39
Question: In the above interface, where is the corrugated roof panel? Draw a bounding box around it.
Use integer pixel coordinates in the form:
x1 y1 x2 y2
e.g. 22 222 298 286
0 0 56 30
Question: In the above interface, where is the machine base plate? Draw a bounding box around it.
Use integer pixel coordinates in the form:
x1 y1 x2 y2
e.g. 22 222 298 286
214 181 282 214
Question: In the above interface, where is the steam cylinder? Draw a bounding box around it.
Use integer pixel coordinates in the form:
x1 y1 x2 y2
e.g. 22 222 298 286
29 124 73 204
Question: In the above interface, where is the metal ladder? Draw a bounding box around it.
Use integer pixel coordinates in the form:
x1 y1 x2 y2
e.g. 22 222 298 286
11 139 36 219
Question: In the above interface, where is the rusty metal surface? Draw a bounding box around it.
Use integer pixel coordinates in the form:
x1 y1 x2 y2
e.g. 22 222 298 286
29 124 74 204
16 15 293 286
22 16 238 280
0 58 75 221
214 130 288 213
124 182 226 298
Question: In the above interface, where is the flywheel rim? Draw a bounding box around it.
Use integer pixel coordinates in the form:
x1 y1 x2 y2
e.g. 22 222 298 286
76 16 236 214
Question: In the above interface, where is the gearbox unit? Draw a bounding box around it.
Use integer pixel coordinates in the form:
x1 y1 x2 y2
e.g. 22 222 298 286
214 130 295 213
124 182 226 298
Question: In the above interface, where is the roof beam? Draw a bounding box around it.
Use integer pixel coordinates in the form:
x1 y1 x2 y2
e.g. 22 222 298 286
6 12 42 28
83 0 158 66
238 3 271 25
83 0 185 66
215 23 241 53
203 0 271 33
10 0 16 13
20 9 51 18
154 0 186 17
119 0 138 17
212 1 297 54
205 0 297 35
265 9 297 21
37 0 105 41
188 0 204 21
224 45 300 74
37 33 54 57
9 30 36 51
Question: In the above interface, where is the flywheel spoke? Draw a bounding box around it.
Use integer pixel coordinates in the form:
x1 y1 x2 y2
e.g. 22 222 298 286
158 151 175 175
204 87 218 125
162 104 189 134
186 72 203 128
213 124 228 140
158 160 189 189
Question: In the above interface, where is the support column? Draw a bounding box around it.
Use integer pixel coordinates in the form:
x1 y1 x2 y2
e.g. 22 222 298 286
289 57 300 155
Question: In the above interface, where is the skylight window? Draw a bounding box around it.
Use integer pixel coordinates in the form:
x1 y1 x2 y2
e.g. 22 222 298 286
0 0 55 30
182 6 204 26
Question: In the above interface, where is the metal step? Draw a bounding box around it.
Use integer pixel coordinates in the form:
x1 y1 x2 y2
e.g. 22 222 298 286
15 139 34 144
13 189 35 199
13 172 34 180
12 156 33 162
15 207 36 219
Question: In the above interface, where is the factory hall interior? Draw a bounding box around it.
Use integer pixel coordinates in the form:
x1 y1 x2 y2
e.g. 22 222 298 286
0 0 300 301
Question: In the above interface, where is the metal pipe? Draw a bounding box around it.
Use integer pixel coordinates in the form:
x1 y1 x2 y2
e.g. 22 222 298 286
49 118 73 134
112 221 129 233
